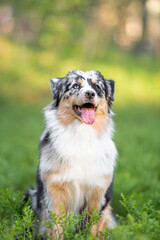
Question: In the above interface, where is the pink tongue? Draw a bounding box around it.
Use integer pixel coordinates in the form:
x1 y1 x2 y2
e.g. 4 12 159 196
81 108 95 124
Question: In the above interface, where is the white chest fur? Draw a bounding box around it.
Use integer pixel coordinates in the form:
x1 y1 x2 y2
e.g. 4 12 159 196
40 109 117 188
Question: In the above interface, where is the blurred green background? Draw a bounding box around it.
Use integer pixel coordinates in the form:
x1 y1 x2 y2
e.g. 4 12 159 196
0 0 160 219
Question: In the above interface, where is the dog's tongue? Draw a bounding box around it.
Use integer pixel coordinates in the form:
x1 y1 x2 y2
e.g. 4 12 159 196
81 108 95 124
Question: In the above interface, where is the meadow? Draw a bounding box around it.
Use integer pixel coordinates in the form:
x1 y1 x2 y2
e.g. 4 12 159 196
0 38 160 239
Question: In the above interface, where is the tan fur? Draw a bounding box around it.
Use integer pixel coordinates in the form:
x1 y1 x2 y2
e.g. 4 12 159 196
44 172 76 239
57 96 77 126
44 172 74 213
89 175 112 211
92 79 97 84
78 78 83 85
43 172 113 238
58 95 108 136
44 172 89 215
90 203 113 237
99 203 114 231
89 175 113 237
88 187 105 214
92 99 108 135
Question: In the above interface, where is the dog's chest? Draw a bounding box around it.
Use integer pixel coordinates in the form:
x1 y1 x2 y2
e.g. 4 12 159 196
49 120 116 185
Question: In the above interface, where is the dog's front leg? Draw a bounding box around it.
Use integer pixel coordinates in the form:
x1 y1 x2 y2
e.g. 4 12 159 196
44 174 72 240
88 186 104 237
89 175 113 237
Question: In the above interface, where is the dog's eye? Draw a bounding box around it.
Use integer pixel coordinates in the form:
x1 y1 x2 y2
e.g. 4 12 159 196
73 84 80 89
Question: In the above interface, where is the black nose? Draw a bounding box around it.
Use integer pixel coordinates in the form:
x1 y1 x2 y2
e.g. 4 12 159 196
85 90 95 99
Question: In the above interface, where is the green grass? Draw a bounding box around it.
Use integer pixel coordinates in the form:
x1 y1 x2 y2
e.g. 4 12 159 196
0 102 160 239
0 38 160 239
113 104 160 216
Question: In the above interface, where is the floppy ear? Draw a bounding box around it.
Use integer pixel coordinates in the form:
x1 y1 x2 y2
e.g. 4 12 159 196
105 79 115 101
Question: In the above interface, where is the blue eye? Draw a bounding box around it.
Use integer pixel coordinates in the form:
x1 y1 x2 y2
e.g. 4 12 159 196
73 84 80 89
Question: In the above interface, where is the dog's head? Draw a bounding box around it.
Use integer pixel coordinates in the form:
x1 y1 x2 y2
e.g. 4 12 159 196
50 70 115 127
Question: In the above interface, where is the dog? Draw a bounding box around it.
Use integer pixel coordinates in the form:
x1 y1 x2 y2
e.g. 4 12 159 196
27 70 117 239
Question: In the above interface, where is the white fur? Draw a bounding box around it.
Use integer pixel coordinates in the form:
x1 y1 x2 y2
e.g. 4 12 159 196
71 70 99 80
39 102 117 214
40 106 117 185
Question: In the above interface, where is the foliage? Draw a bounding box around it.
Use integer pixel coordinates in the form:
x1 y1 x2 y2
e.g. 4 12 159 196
0 189 159 239
2 0 160 56
0 189 36 240
43 206 101 240
0 190 101 239
0 39 160 104
112 194 160 240
0 34 160 239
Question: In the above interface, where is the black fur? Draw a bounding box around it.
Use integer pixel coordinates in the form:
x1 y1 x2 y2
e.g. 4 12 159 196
104 79 115 101
36 168 44 215
100 178 114 213
50 71 115 108
39 131 50 153
87 78 105 98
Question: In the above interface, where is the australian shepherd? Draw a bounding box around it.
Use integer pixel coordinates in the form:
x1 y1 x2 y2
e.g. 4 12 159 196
27 70 117 238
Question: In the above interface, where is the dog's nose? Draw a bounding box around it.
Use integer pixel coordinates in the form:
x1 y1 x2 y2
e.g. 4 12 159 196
85 90 95 99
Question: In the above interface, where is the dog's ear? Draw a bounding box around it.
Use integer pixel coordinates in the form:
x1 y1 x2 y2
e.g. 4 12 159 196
50 77 67 106
50 78 63 100
104 79 115 101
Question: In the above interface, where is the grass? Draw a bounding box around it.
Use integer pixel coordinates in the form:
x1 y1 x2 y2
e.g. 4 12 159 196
0 102 160 239
0 189 160 240
1 102 160 199
0 37 160 239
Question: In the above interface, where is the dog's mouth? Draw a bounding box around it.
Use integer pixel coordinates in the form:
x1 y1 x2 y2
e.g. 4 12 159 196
73 103 97 125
